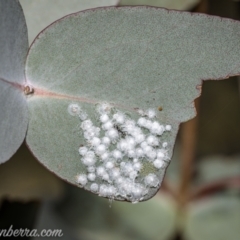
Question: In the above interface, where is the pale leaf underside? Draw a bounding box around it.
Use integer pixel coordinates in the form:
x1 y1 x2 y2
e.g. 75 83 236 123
0 0 28 164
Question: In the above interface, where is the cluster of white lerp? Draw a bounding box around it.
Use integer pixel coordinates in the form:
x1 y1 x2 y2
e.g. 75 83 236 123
68 103 171 202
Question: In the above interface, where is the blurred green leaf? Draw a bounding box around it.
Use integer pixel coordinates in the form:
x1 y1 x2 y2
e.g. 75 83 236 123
196 155 240 185
183 196 240 240
112 195 177 240
48 186 177 240
119 0 200 10
0 0 28 164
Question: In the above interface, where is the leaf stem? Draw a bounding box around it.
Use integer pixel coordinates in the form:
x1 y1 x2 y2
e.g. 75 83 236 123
189 176 240 200
179 99 199 206
0 77 23 91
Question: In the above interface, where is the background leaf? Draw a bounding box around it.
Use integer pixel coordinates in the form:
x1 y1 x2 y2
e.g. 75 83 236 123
183 195 240 240
119 0 200 10
25 7 240 201
0 0 28 164
19 0 119 44
195 155 240 185
34 186 177 240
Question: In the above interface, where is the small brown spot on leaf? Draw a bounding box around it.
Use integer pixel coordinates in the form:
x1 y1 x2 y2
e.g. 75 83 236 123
158 106 163 111
24 85 34 95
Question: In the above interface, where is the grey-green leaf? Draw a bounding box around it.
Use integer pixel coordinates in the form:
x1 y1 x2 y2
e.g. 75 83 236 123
0 0 28 164
25 7 240 201
183 196 240 240
196 155 240 185
43 186 177 240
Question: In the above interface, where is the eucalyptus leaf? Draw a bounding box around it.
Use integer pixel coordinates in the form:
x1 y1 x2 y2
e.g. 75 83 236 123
196 155 240 185
112 194 177 240
80 195 177 240
183 196 240 240
0 0 28 164
119 0 200 10
25 7 240 201
19 0 119 44
48 186 177 240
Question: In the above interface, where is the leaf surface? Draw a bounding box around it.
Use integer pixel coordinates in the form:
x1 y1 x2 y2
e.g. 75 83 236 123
25 7 240 201
0 0 28 164
184 196 240 240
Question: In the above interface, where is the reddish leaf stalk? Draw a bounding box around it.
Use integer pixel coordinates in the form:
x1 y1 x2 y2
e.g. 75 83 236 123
179 99 199 206
190 176 240 200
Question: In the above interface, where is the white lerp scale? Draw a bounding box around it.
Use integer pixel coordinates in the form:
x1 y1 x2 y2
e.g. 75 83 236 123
68 103 171 203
